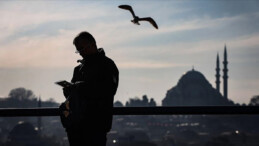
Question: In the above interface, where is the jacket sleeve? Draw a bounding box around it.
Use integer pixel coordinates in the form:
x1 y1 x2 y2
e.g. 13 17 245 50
97 60 119 110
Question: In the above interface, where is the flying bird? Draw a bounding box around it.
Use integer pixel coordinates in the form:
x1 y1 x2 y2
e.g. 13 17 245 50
118 5 158 29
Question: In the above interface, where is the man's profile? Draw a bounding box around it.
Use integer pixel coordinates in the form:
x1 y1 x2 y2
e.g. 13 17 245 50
60 31 119 146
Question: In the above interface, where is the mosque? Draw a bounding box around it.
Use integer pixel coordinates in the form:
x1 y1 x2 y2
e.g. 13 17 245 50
162 45 234 106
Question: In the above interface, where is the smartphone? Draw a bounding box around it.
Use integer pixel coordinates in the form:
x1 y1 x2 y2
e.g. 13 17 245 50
55 80 72 88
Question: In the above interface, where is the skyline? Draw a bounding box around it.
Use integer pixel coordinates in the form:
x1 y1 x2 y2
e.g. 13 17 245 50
0 1 259 105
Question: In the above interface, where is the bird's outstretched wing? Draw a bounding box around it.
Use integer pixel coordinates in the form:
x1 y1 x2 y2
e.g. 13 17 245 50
139 17 158 29
118 5 136 18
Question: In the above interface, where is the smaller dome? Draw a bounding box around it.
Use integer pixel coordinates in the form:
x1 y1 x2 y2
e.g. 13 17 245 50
9 122 38 140
8 122 40 145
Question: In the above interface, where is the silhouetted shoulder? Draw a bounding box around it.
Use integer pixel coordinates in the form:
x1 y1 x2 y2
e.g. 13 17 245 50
104 56 115 65
103 56 119 73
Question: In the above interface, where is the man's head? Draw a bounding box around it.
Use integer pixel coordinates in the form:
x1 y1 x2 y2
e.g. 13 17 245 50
73 31 98 57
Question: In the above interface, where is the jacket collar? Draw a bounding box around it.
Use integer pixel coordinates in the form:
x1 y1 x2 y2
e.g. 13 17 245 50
79 48 105 64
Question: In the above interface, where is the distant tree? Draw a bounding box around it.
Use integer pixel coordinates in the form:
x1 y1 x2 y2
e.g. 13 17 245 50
9 87 36 101
42 98 59 107
46 98 56 103
249 95 259 106
241 103 247 106
129 97 143 107
126 101 130 107
149 98 156 107
125 95 157 107
125 97 141 107
114 101 124 107
142 95 149 106
228 99 235 105
235 103 241 106
0 88 60 108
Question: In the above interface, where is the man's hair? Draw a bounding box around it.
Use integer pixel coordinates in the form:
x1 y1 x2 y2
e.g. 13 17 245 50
73 31 96 45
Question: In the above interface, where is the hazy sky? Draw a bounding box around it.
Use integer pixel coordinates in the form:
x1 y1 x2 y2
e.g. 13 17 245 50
0 0 258 105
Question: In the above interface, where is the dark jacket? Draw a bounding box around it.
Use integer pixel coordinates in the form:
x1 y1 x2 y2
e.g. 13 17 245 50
68 48 119 132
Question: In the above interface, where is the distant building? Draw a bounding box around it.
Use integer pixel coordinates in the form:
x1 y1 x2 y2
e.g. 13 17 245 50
162 46 233 106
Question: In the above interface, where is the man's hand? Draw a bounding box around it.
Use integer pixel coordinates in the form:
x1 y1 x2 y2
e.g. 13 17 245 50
62 81 84 98
63 84 75 98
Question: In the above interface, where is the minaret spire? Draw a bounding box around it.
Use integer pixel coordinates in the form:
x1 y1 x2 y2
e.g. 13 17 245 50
215 52 220 92
223 44 228 99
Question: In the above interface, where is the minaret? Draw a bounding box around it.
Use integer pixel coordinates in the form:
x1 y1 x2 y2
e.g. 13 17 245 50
38 96 42 135
215 53 220 92
223 45 228 99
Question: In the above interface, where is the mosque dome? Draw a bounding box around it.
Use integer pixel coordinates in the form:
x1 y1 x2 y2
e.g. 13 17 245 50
177 69 209 88
162 69 233 106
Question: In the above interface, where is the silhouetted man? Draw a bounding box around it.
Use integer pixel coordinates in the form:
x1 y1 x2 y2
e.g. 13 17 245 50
62 31 119 146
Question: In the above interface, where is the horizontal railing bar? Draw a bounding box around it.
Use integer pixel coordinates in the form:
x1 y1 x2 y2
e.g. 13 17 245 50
0 106 259 117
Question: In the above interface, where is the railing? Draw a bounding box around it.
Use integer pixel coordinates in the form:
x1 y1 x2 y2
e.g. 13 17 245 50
0 106 259 117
